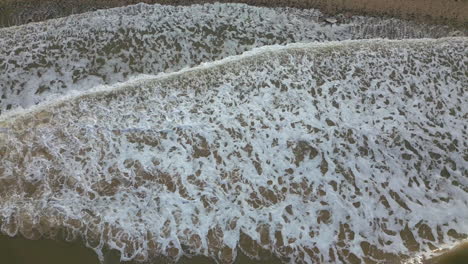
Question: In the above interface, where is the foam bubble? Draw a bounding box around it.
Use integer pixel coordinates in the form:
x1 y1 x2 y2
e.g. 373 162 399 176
1 38 467 263
0 3 460 115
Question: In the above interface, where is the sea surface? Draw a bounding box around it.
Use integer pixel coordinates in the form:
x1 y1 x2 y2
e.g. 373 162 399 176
0 3 467 264
0 3 462 114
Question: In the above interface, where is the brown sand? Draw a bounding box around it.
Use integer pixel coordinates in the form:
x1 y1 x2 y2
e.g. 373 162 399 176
0 0 467 28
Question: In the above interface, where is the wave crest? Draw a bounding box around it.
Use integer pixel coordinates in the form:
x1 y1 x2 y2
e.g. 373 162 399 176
1 38 467 263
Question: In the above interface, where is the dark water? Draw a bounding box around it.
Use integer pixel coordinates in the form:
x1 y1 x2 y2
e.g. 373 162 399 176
425 243 468 264
0 235 99 264
0 235 284 264
1 235 466 264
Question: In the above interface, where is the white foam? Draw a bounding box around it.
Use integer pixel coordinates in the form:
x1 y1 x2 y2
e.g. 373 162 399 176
1 37 467 263
0 3 460 115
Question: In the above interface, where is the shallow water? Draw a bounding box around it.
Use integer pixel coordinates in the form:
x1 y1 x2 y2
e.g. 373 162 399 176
1 38 467 263
1 235 466 264
0 235 100 264
425 242 468 264
1 3 467 264
0 3 463 114
0 234 284 264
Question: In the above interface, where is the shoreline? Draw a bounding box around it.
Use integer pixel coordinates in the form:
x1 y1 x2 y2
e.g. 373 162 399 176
0 234 282 264
0 234 466 264
425 241 468 264
0 0 467 29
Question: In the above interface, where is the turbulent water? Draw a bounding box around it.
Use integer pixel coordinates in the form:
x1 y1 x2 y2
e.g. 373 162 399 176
0 36 467 264
0 3 463 114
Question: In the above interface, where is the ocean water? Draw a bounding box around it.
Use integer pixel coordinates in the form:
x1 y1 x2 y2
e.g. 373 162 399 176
1 37 467 264
0 3 462 114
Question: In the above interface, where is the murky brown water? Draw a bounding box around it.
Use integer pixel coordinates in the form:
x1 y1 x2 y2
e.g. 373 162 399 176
0 235 100 264
425 242 468 264
0 235 285 264
1 235 467 264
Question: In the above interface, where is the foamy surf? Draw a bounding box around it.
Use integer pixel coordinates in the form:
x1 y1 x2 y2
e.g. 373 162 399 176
0 3 462 115
1 38 467 264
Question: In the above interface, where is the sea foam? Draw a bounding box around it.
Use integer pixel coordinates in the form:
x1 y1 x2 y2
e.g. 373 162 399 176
0 3 461 115
1 38 467 263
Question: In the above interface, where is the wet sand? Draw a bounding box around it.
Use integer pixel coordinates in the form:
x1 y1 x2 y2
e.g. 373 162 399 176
0 0 467 28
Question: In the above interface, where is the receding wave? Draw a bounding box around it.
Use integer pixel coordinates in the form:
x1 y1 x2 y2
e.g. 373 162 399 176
0 3 463 114
1 38 467 263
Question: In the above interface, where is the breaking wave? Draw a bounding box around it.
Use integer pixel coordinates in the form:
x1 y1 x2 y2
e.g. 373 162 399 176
1 38 467 263
0 3 462 114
